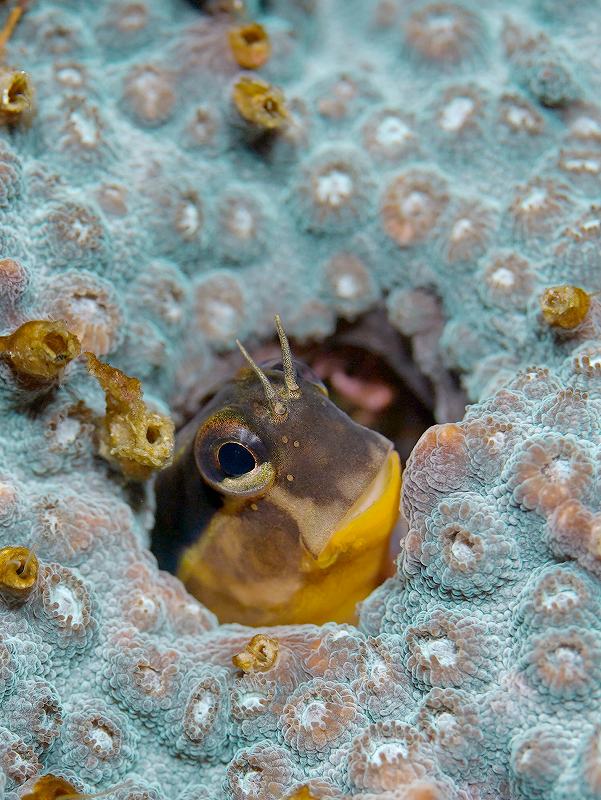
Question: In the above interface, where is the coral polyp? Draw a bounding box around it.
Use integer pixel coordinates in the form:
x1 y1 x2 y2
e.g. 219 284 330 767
381 170 448 248
232 634 279 673
403 3 485 67
232 75 287 130
228 23 270 70
293 147 372 234
0 69 33 126
0 546 38 605
122 65 176 128
0 321 81 389
85 353 175 480
540 284 592 330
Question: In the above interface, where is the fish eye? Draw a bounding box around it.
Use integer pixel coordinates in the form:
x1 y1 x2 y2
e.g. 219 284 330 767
217 441 257 477
194 415 275 498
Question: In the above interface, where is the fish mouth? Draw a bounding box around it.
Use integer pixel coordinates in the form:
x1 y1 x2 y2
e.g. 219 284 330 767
315 448 402 569
341 444 397 524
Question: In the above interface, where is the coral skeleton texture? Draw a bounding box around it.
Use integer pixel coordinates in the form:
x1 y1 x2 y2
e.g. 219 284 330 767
1 0 601 797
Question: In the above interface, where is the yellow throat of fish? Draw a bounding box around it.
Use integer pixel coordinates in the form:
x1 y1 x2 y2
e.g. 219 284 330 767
178 449 401 627
297 448 402 625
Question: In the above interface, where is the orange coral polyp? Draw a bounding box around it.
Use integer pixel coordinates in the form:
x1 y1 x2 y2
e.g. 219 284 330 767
232 633 279 672
85 352 175 480
0 67 33 124
0 320 81 386
232 76 288 130
540 284 591 329
21 774 82 799
0 545 38 603
0 4 34 125
228 22 271 69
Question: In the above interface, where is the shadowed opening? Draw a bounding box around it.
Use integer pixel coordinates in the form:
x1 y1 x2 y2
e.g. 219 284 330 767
43 331 68 359
146 425 161 444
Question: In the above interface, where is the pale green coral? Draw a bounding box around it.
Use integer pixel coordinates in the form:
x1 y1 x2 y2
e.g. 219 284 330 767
0 0 601 798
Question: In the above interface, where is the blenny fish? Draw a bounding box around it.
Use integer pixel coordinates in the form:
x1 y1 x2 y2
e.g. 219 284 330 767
152 317 401 627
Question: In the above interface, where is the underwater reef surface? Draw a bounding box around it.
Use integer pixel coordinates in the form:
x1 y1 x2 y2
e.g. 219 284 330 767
1 0 601 797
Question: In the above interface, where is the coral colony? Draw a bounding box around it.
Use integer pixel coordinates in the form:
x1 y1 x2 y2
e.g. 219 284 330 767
1 0 601 798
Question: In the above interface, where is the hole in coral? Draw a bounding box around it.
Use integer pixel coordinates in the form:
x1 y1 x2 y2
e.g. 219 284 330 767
242 28 262 45
134 663 164 694
263 98 278 115
419 635 457 666
291 310 452 463
146 425 161 444
88 720 116 757
7 73 29 105
43 331 68 359
447 527 475 565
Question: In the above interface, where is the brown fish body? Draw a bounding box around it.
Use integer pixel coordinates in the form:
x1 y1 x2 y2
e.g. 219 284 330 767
152 323 401 626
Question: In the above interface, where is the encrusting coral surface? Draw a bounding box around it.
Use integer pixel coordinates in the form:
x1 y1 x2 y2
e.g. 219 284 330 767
1 0 601 797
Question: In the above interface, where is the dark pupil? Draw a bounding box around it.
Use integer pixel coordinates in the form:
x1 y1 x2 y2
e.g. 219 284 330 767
218 442 257 477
